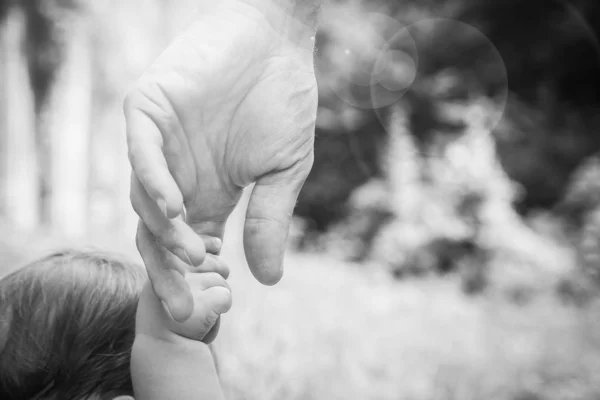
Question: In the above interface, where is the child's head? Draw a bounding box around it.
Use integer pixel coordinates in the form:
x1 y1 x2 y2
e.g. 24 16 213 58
0 250 146 400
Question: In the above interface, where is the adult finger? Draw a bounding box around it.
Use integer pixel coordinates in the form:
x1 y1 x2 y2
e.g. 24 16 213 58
131 173 208 266
136 221 194 322
124 89 183 218
243 162 312 285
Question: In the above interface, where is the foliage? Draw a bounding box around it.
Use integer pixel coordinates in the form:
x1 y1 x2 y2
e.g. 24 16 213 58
300 0 600 232
556 156 600 294
288 0 600 295
16 0 80 111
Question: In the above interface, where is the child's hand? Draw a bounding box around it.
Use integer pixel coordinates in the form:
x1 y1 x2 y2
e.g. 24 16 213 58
166 271 232 342
136 271 232 344
135 222 232 344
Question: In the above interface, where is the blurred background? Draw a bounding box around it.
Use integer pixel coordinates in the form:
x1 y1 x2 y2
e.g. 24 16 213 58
2 0 600 399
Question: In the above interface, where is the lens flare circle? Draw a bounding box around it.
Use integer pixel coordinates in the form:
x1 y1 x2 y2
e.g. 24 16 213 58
324 11 419 110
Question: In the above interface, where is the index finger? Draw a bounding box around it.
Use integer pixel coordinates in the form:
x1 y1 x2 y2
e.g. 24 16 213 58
124 90 183 218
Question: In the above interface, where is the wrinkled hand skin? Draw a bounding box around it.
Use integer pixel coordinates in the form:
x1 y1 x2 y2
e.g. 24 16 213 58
126 0 321 313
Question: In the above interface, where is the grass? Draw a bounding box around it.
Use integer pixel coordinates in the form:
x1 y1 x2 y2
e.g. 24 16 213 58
2 207 600 400
213 250 600 400
214 202 600 400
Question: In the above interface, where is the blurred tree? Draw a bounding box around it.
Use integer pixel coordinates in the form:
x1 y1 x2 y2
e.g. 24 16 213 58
555 155 600 291
460 0 600 212
0 0 13 21
305 0 500 237
295 109 388 237
1 2 39 229
0 0 8 217
301 0 600 248
20 0 79 224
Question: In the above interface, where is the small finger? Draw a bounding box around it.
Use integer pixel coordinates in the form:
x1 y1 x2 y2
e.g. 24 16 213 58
201 236 223 255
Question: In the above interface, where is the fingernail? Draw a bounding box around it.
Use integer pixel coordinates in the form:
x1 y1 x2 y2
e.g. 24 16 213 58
181 205 188 222
161 300 175 320
157 198 168 219
182 249 195 267
212 238 223 252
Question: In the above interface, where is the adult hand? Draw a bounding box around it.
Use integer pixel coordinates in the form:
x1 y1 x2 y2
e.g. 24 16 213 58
126 0 321 320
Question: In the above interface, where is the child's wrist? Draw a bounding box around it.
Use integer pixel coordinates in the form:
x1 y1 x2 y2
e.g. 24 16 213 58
134 330 209 351
132 334 214 368
131 333 222 400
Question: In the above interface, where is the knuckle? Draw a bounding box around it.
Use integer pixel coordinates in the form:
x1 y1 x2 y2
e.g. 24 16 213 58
136 81 179 132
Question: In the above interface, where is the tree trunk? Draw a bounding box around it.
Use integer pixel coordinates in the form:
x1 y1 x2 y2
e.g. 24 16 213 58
0 14 7 218
2 7 39 230
47 17 92 237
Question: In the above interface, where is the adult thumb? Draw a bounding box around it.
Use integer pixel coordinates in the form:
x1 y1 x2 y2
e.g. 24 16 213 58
243 167 310 285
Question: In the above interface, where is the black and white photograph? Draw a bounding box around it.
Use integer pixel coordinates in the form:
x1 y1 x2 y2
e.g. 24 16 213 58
1 0 600 399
